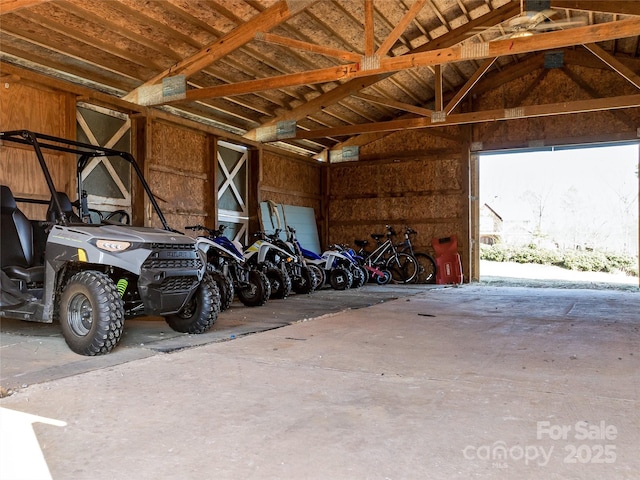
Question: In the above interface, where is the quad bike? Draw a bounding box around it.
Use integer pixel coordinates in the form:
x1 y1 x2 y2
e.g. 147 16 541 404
284 226 324 291
186 225 271 308
299 243 364 291
243 232 294 299
0 130 220 356
263 228 317 295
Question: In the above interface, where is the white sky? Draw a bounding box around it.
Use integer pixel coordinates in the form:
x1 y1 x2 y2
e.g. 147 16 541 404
480 143 639 253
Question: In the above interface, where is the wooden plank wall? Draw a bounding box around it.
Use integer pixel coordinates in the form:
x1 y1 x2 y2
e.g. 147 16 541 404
0 81 76 219
0 70 318 241
328 128 470 277
143 118 214 233
472 63 640 149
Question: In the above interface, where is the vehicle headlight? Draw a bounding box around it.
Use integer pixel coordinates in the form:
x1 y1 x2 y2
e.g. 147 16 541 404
96 240 131 252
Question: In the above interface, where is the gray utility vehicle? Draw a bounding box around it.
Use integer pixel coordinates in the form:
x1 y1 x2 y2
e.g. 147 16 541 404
0 130 220 355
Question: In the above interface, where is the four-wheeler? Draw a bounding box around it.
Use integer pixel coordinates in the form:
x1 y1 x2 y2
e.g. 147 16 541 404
186 224 271 308
0 130 220 356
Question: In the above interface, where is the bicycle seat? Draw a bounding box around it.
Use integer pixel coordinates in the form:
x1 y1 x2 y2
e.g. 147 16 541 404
354 239 368 248
371 233 384 241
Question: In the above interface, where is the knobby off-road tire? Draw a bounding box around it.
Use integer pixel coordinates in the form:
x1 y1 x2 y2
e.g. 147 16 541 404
59 270 125 356
292 265 316 294
413 252 437 284
329 267 352 290
265 264 292 299
210 270 234 311
165 273 220 334
350 265 366 289
237 269 270 307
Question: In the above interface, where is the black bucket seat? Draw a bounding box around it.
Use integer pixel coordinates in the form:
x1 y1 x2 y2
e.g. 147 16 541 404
0 185 45 284
47 191 83 224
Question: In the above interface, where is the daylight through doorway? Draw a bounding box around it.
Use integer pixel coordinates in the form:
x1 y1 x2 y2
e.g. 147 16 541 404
478 143 639 288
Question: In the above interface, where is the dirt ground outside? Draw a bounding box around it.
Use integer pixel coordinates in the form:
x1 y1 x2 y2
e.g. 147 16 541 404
480 260 639 292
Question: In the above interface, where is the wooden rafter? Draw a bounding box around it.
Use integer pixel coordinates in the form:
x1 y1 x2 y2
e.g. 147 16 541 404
583 43 640 89
364 0 375 56
445 57 497 114
244 1 520 140
123 0 316 103
254 32 361 62
376 0 427 58
0 0 47 14
353 93 434 116
161 17 640 104
551 0 640 16
296 94 640 139
434 65 443 111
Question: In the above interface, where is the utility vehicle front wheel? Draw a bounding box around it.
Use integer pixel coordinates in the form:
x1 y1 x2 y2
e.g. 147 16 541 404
59 270 125 356
165 274 220 333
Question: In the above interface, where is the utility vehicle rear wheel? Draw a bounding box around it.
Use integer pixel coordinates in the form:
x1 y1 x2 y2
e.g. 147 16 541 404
165 274 220 333
59 271 124 356
237 270 270 307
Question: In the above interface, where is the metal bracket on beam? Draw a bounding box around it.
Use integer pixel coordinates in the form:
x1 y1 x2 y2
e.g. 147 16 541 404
330 146 359 163
255 120 297 142
504 107 525 119
360 55 381 71
137 75 186 106
431 111 446 123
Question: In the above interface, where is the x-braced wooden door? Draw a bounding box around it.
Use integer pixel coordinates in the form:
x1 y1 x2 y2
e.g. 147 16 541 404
217 140 248 244
76 103 131 221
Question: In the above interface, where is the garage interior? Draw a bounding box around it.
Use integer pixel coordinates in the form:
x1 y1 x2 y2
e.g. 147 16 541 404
1 0 639 478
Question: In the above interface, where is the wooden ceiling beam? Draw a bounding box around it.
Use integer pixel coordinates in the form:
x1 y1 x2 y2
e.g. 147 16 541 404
434 65 443 111
364 0 375 56
376 0 427 58
243 1 520 140
167 17 640 103
254 32 361 62
445 57 497 114
295 94 640 139
551 1 640 16
123 0 316 102
353 92 434 116
583 42 640 89
0 0 47 14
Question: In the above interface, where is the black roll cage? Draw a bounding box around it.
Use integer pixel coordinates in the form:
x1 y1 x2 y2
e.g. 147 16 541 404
0 129 171 230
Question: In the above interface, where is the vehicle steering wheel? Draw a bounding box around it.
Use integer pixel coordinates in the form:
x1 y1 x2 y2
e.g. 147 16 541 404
104 210 131 225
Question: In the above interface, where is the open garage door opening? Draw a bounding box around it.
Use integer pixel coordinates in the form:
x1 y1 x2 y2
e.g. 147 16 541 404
478 143 639 289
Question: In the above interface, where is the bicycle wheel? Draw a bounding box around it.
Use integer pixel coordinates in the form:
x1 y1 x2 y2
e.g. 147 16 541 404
386 252 418 284
413 252 437 284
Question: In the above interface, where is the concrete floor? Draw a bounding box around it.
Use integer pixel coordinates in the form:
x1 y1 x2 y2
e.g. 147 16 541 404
0 284 638 479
